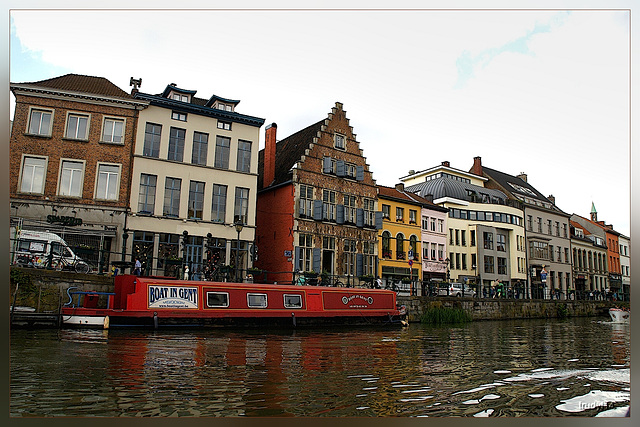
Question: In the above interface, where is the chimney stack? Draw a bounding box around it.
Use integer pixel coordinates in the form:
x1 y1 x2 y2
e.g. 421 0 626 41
472 156 483 176
264 123 277 187
517 172 528 182
395 183 405 192
441 161 450 167
547 194 555 205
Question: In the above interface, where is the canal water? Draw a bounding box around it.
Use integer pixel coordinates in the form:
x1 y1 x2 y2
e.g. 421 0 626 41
10 316 630 417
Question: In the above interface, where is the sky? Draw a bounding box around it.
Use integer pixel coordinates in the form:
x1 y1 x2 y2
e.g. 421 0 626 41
6 1 633 237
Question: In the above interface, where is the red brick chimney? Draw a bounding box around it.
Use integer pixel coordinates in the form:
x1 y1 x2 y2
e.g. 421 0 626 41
264 123 277 187
472 156 483 176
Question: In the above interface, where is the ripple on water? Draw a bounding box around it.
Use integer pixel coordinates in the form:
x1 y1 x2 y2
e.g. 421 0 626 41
556 390 630 413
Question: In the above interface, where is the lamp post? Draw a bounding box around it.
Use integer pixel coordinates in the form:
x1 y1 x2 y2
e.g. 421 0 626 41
234 219 244 282
445 257 450 296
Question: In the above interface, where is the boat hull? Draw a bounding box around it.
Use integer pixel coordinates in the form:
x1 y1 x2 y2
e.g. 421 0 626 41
609 308 630 323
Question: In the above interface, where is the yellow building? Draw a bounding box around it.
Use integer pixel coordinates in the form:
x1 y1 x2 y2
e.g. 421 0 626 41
377 184 427 294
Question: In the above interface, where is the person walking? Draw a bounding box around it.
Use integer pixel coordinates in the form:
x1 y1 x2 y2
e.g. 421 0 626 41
183 265 190 280
134 258 142 276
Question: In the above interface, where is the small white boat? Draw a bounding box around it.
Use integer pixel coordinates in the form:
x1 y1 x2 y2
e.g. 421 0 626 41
609 308 630 323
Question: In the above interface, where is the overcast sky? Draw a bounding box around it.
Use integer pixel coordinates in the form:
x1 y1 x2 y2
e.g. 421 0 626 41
7 2 632 236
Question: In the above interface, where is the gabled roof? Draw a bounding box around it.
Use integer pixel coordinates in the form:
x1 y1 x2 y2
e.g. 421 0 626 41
258 120 324 189
11 73 133 99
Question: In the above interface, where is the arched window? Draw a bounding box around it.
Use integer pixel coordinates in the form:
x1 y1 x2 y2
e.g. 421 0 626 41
396 233 405 260
409 235 418 260
382 231 391 259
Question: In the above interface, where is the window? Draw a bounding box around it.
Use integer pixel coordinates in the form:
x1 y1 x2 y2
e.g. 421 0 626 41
484 256 495 274
58 160 84 197
28 108 52 136
497 257 507 275
343 239 356 275
396 207 404 222
214 136 231 169
284 294 303 309
192 132 208 166
363 198 375 226
216 103 232 112
334 133 346 150
461 230 466 246
298 233 313 272
96 163 120 200
470 230 476 246
438 219 444 233
247 293 267 308
143 123 162 158
422 216 429 230
323 189 336 221
168 127 186 162
188 181 205 219
455 229 460 245
217 121 231 130
555 221 560 237
382 204 391 219
102 118 124 143
20 156 46 194
438 244 444 261
207 292 229 308
236 140 252 173
211 184 227 223
483 232 494 250
496 234 506 252
455 253 460 269
547 219 552 235
234 187 249 224
537 217 543 233
527 215 533 231
171 111 187 121
396 233 405 260
138 174 157 214
344 195 356 224
172 93 189 102
363 241 376 276
163 177 182 217
409 210 417 224
529 241 549 260
382 231 392 258
65 113 89 140
299 185 314 218
431 218 437 232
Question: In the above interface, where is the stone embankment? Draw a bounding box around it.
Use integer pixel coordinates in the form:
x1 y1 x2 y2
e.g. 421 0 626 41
397 295 625 323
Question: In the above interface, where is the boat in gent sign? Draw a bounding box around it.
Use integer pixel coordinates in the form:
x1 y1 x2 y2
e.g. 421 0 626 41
60 275 408 329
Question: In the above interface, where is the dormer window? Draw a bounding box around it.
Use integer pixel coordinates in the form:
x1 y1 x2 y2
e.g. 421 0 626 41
172 93 189 103
216 103 233 112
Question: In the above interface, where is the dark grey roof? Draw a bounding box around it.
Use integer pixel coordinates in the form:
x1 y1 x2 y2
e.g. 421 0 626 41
482 166 549 202
405 176 507 202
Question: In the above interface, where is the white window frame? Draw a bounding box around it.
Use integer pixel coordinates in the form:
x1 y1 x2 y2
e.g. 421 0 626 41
283 294 303 309
334 133 346 150
95 162 121 201
101 116 125 144
206 292 230 308
27 107 54 136
217 121 232 130
57 159 85 198
171 111 187 121
64 112 91 140
172 93 189 103
247 293 267 308
18 155 48 194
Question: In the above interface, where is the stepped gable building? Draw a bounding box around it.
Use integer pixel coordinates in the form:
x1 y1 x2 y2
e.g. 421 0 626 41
569 219 609 300
402 161 527 298
377 184 449 294
469 156 572 300
9 73 149 269
256 103 380 285
571 204 623 298
129 82 265 279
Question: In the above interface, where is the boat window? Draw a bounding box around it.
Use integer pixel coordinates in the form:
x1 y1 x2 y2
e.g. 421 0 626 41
247 293 267 308
284 294 303 309
206 292 229 308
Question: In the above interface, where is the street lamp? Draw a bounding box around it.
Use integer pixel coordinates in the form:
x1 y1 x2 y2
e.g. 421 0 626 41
445 257 450 296
234 219 244 282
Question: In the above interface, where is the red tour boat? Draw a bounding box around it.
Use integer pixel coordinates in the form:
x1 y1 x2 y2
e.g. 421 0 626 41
60 275 407 328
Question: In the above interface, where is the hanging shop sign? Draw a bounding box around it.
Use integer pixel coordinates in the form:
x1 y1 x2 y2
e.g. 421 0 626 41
47 215 83 226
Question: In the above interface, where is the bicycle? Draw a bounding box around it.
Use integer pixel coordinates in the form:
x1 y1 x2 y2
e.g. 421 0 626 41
51 256 90 274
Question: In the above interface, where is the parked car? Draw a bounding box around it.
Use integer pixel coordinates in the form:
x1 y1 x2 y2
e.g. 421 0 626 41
438 283 476 297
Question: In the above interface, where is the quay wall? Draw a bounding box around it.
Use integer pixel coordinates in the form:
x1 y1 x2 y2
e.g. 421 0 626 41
397 296 626 323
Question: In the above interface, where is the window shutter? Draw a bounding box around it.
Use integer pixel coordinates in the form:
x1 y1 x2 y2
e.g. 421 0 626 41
323 156 332 174
356 208 364 227
356 253 364 277
356 166 364 181
336 160 345 177
375 211 384 229
313 248 321 273
294 247 301 271
313 200 323 220
336 205 344 224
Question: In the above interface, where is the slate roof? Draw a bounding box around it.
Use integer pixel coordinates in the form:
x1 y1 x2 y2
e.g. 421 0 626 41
378 185 448 212
481 166 550 203
405 176 507 203
258 120 324 189
12 73 133 99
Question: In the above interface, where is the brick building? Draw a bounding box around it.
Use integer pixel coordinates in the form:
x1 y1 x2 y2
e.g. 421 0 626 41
256 103 380 285
9 74 148 270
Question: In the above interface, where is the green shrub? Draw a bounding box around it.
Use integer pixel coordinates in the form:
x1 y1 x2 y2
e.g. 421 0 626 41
556 303 569 319
421 306 472 324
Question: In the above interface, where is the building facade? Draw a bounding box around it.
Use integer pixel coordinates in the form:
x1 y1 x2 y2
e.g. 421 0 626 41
470 157 573 299
9 74 148 271
256 103 380 285
569 220 609 299
128 83 264 279
402 161 527 298
618 234 630 300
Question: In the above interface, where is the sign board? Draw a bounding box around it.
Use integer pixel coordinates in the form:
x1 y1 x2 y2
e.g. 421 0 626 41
284 250 292 257
408 250 414 260
148 285 198 309
408 259 413 267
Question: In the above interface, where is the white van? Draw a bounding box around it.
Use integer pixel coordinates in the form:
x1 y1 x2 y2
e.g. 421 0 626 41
11 229 89 273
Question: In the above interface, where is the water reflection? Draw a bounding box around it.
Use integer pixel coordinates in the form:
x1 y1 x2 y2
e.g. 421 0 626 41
10 317 630 417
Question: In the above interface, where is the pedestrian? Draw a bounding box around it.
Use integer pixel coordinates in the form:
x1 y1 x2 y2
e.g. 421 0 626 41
183 265 190 280
134 258 142 276
483 287 487 298
376 277 382 289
